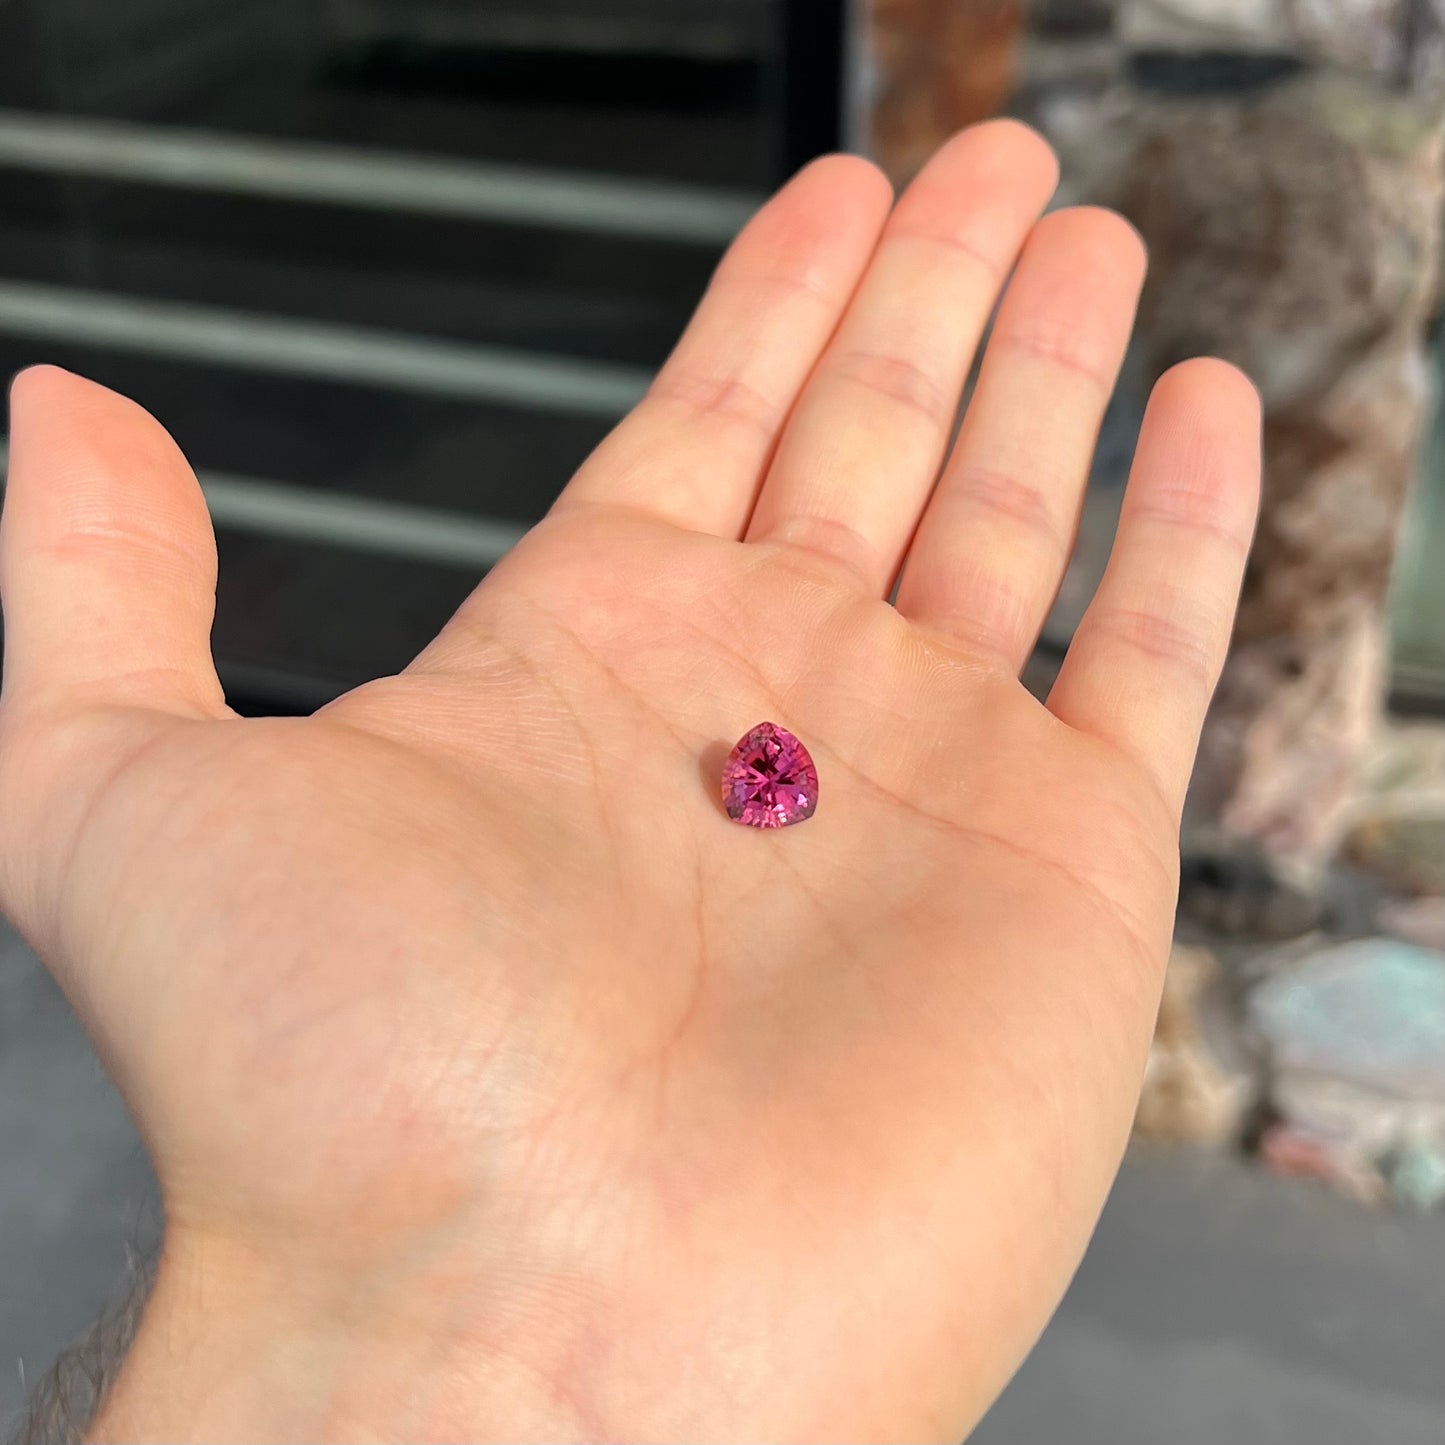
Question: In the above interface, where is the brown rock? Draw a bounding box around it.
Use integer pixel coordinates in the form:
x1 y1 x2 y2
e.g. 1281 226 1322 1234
1118 75 1444 864
1347 814 1445 896
870 0 1024 181
1135 944 1253 1143
1345 721 1445 895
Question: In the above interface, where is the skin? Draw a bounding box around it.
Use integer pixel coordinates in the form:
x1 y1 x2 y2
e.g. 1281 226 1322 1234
0 122 1259 1442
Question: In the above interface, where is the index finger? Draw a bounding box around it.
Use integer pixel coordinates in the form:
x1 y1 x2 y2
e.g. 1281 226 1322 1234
552 156 893 538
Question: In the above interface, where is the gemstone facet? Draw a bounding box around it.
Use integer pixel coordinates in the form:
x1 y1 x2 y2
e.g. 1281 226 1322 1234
721 722 818 828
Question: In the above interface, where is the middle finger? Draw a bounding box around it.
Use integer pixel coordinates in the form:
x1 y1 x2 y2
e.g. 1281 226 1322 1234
744 121 1058 591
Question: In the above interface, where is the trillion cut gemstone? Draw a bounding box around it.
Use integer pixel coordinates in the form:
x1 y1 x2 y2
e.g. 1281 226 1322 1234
721 722 818 828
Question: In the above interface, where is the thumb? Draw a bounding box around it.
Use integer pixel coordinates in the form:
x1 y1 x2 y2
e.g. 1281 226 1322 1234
0 366 227 954
1 365 225 719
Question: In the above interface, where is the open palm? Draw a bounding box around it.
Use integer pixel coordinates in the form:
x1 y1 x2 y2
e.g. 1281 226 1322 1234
0 123 1258 1443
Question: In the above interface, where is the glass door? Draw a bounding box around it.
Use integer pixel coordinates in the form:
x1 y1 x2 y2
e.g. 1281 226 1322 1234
0 0 850 705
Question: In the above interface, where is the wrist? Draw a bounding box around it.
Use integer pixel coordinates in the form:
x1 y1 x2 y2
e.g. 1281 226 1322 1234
88 1222 587 1442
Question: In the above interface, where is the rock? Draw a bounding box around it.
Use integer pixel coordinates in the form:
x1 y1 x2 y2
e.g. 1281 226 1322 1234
1247 938 1445 1098
1291 0 1445 87
1377 896 1445 950
870 0 1024 180
1119 0 1445 86
1178 846 1327 938
1357 721 1445 811
1257 1122 1387 1204
1030 0 1118 36
1119 0 1294 55
1246 938 1445 1202
1342 721 1445 896
1345 814 1445 897
1383 1135 1445 1211
1119 74 1444 866
1135 944 1254 1144
1268 1067 1445 1159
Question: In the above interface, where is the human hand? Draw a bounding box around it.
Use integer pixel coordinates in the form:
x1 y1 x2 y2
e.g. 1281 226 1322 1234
0 122 1258 1442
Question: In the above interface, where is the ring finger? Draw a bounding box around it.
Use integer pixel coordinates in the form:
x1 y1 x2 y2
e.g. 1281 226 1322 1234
895 206 1146 667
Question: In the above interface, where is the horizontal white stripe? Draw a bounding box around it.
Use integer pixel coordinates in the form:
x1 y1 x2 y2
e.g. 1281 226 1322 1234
0 108 759 244
0 440 527 568
0 280 652 415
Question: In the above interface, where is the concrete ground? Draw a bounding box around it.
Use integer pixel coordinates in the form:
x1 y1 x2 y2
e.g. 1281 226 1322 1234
3 919 1442 1444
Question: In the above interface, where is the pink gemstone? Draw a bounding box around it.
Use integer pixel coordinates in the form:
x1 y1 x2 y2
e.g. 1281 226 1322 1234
721 722 818 829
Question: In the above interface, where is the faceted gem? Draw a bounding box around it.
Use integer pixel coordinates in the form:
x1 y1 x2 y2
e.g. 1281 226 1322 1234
721 722 819 829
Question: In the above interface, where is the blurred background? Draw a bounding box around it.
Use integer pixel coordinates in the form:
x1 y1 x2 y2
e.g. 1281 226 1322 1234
0 2 1441 1440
